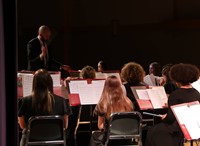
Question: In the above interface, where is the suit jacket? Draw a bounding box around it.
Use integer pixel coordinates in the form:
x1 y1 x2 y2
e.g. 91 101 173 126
27 37 60 71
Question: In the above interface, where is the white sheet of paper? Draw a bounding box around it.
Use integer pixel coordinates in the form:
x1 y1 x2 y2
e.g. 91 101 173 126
50 73 61 87
22 74 34 97
78 80 105 105
68 80 88 93
136 89 150 100
146 89 164 109
191 79 200 93
173 104 200 139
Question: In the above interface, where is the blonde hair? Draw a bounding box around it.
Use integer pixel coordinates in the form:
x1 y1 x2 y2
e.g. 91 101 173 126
95 75 133 119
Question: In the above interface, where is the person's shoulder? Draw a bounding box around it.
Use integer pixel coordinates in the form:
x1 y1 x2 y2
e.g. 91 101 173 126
21 95 32 104
28 37 39 44
23 95 32 100
53 94 66 101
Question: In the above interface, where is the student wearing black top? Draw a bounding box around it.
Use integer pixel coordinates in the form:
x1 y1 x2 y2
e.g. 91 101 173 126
18 69 71 146
89 75 133 146
120 61 147 111
145 63 200 146
161 64 177 95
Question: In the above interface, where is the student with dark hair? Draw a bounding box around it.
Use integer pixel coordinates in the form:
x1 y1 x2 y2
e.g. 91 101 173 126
161 64 177 95
145 63 200 146
144 62 162 86
120 61 147 110
97 61 107 72
149 62 162 77
18 69 71 146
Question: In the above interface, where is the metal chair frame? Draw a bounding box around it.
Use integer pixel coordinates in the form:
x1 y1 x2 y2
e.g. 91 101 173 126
105 111 143 146
25 115 66 146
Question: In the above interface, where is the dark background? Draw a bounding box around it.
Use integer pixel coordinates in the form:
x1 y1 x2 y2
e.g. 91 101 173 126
17 0 200 73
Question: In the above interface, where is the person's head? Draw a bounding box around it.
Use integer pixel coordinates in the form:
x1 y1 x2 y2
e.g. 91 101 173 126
170 63 200 87
96 75 133 119
32 69 54 114
80 65 96 79
97 60 107 72
38 25 51 42
161 64 173 83
149 62 161 76
121 61 145 85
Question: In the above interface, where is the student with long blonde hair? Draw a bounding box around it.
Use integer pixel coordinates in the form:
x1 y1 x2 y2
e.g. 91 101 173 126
89 75 134 146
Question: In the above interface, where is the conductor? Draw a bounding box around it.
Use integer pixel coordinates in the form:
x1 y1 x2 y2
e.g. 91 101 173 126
26 25 70 78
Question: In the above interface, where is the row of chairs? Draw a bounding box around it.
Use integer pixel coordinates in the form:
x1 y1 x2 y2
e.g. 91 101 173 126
24 111 142 146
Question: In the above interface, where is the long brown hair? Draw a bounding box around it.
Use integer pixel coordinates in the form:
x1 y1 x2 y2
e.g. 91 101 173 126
32 69 54 114
96 75 133 119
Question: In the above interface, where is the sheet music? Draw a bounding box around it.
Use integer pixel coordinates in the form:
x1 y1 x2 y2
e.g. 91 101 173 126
135 89 150 100
68 80 88 93
50 73 61 87
78 81 104 105
21 74 34 97
95 72 121 84
151 86 168 106
191 79 200 93
95 72 106 78
147 89 165 109
92 80 105 100
173 103 200 139
78 84 98 105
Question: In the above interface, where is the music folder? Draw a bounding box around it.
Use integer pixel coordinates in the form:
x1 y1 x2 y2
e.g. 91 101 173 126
171 101 200 140
67 79 105 105
131 86 168 110
18 71 62 97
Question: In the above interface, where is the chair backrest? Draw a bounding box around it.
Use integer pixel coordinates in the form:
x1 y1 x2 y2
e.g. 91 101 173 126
25 115 66 146
105 111 143 146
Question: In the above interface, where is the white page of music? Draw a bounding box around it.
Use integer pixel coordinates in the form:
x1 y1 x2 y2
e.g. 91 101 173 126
151 86 168 105
77 84 96 105
92 80 105 100
136 89 150 100
68 80 88 93
191 79 200 93
146 89 164 109
22 74 34 97
173 104 200 139
95 72 106 79
50 73 61 87
78 80 105 105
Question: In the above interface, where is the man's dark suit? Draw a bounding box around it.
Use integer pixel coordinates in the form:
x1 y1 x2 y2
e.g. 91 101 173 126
27 37 60 71
27 37 70 78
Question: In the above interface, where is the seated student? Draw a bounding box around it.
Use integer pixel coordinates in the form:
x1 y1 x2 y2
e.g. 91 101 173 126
80 65 96 79
89 75 134 146
97 60 107 72
65 65 96 146
18 69 71 146
145 63 200 146
144 62 162 86
160 64 177 96
120 61 147 111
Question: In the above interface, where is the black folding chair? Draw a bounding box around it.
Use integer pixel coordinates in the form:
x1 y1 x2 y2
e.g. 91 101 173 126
25 115 66 146
105 111 143 146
